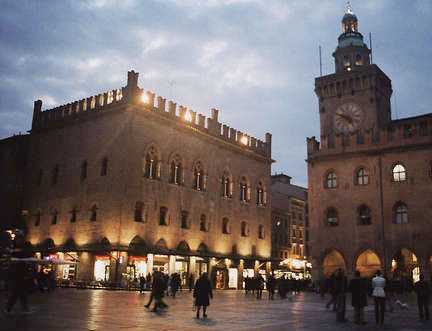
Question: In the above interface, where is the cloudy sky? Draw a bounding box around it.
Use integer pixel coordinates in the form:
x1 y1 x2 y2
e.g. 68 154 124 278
1 0 431 186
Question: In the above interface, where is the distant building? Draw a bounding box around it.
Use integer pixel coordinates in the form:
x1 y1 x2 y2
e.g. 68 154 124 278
307 8 432 281
1 70 274 288
271 174 310 278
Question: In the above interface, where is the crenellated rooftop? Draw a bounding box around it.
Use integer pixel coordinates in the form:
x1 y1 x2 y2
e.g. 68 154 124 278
31 71 272 159
307 113 432 159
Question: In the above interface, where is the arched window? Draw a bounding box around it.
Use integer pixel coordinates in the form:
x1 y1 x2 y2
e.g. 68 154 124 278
169 155 183 185
80 161 87 182
221 170 232 198
256 181 266 206
239 176 250 202
241 221 249 237
394 203 408 224
392 163 406 182
325 171 337 189
180 210 189 229
134 202 144 222
356 168 369 185
222 217 230 234
51 208 58 225
326 208 338 226
101 157 108 176
258 224 265 239
193 161 206 191
90 204 98 222
144 147 159 179
358 205 371 225
159 207 168 226
199 214 208 232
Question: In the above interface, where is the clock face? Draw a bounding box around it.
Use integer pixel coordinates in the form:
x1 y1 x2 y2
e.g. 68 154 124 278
334 103 362 134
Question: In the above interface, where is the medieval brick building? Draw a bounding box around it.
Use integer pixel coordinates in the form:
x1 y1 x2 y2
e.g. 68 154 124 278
307 8 432 281
12 70 273 288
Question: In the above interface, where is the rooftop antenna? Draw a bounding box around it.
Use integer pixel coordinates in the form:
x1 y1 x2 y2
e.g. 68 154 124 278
319 45 322 76
369 32 373 64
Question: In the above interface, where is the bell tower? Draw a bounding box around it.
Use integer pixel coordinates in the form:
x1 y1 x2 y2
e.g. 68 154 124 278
315 5 392 138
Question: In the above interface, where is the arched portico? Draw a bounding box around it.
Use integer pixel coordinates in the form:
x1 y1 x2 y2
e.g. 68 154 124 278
322 249 346 276
391 248 420 282
355 249 381 278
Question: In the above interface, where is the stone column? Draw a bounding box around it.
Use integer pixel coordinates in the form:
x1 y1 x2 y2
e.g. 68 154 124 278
147 253 154 275
190 256 196 278
238 259 244 290
168 255 176 275
77 251 93 281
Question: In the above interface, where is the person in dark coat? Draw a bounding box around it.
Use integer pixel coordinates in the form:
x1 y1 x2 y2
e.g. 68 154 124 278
334 268 348 322
326 271 337 310
193 273 213 319
267 275 275 300
139 275 145 293
414 274 430 321
188 274 194 292
348 270 368 324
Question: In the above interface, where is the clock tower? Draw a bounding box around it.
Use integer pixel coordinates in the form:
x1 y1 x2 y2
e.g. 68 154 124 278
315 5 392 138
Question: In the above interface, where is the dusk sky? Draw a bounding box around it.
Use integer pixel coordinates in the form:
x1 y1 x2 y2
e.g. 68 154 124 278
1 0 431 187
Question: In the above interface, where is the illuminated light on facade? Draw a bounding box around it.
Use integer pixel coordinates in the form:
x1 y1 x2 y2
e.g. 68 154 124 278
184 110 192 122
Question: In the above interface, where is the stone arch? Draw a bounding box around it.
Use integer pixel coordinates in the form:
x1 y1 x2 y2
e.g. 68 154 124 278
155 238 168 250
63 238 78 252
129 235 146 252
100 237 111 251
197 243 208 254
322 249 346 276
177 240 190 252
391 247 420 281
355 249 381 278
41 238 55 251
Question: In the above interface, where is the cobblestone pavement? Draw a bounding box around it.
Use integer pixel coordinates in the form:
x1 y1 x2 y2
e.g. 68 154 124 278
0 288 430 331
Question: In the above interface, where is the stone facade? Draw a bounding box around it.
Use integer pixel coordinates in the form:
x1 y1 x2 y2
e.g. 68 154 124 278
307 10 432 281
14 70 273 288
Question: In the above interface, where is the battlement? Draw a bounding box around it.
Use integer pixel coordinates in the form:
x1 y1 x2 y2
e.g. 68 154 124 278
307 114 432 158
31 71 272 159
314 64 392 100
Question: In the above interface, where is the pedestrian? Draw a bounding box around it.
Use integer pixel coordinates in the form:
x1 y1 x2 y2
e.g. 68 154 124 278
256 274 264 299
147 271 167 312
348 270 367 325
193 273 213 319
3 234 33 314
334 268 347 322
139 275 145 294
414 274 430 321
326 271 337 310
188 274 194 292
171 273 181 298
267 274 275 300
372 269 386 325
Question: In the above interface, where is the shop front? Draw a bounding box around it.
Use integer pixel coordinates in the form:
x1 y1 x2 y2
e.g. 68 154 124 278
174 255 189 286
153 254 169 273
128 256 147 280
94 255 110 281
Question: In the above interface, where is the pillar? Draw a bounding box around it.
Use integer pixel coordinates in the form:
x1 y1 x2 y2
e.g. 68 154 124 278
146 253 154 276
77 251 93 281
190 256 196 278
238 259 244 290
254 260 260 276
168 255 176 275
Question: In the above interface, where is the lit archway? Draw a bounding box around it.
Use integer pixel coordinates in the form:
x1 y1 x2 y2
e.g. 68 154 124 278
391 248 419 282
323 250 346 276
355 249 381 278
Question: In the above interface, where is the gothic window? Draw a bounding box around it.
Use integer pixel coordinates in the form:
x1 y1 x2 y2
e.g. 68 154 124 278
34 210 41 227
51 208 58 225
239 176 250 202
394 202 408 224
193 161 206 191
90 204 98 222
356 168 369 185
159 207 168 226
256 181 266 206
241 221 249 237
358 205 371 225
101 157 108 176
392 163 407 182
144 147 159 179
134 202 144 222
52 164 59 185
199 214 207 232
258 224 264 239
222 217 230 234
326 208 338 226
70 207 77 223
180 210 189 229
325 171 337 188
221 170 232 198
169 155 183 185
80 161 87 182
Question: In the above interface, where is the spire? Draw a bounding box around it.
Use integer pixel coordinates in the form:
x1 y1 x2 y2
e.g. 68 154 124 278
346 2 353 15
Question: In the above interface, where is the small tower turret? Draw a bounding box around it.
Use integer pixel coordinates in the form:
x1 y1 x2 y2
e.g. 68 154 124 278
333 4 370 73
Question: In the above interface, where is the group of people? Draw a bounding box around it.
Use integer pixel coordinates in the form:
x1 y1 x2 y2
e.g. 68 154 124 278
244 274 308 300
323 268 430 325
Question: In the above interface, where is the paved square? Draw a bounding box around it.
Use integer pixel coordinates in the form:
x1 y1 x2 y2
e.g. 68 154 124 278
1 289 430 330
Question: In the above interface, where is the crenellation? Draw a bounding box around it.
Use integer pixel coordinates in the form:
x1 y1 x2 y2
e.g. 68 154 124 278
30 71 271 158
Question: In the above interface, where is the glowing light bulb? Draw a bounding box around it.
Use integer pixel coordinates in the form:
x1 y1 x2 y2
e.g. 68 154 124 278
240 136 248 145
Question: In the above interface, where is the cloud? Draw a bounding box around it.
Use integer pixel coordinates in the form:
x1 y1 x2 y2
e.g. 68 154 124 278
83 0 137 9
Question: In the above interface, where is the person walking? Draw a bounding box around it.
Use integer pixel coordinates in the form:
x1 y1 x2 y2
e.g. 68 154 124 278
348 270 368 325
372 270 386 326
193 273 213 319
256 274 264 300
326 271 337 311
267 274 275 300
414 274 430 321
139 275 145 294
334 268 348 322
188 274 194 292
